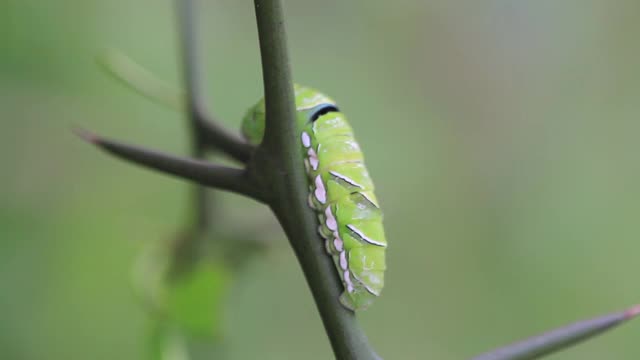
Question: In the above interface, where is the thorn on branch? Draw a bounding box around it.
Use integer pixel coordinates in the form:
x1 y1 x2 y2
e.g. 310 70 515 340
74 127 266 203
471 304 640 360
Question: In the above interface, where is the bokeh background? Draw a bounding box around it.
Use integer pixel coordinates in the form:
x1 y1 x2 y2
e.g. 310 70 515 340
3 1 640 359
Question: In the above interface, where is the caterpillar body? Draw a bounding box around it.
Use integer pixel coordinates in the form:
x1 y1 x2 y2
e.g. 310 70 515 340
241 85 387 310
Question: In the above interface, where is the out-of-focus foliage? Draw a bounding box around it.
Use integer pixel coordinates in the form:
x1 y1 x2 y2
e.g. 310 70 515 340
2 1 640 359
165 261 229 338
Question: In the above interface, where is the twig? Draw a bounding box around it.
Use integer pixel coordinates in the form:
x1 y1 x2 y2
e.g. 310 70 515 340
176 0 214 230
176 0 253 164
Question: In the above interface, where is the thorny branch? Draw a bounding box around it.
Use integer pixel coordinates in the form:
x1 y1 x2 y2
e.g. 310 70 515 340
78 1 640 360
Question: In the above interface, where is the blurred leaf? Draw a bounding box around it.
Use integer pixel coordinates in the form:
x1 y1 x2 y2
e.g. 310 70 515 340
165 261 231 338
148 320 189 360
132 241 172 313
97 48 184 110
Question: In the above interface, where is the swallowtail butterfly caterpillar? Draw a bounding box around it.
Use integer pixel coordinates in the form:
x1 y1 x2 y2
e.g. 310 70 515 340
241 85 387 310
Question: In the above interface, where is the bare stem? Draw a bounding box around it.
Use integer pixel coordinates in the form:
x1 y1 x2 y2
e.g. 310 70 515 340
175 0 253 164
176 0 214 230
253 1 380 359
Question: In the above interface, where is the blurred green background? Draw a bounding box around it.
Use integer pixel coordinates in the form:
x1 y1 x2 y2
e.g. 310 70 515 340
3 1 640 359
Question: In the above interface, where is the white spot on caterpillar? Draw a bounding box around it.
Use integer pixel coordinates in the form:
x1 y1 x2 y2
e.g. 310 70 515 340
343 270 354 293
329 171 363 188
314 175 326 204
346 224 386 247
325 206 337 231
301 132 311 148
333 234 344 252
339 251 348 270
307 148 319 170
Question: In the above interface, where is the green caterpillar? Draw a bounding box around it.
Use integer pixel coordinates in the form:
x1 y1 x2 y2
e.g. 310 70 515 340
241 85 387 310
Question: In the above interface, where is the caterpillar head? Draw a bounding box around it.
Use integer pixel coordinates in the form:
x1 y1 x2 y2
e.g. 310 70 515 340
241 84 338 145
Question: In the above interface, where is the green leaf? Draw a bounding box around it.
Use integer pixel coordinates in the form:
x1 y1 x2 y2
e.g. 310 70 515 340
96 48 184 110
165 261 231 338
147 320 189 360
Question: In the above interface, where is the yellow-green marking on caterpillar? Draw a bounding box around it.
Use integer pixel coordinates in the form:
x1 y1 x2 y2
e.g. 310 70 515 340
241 85 387 311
